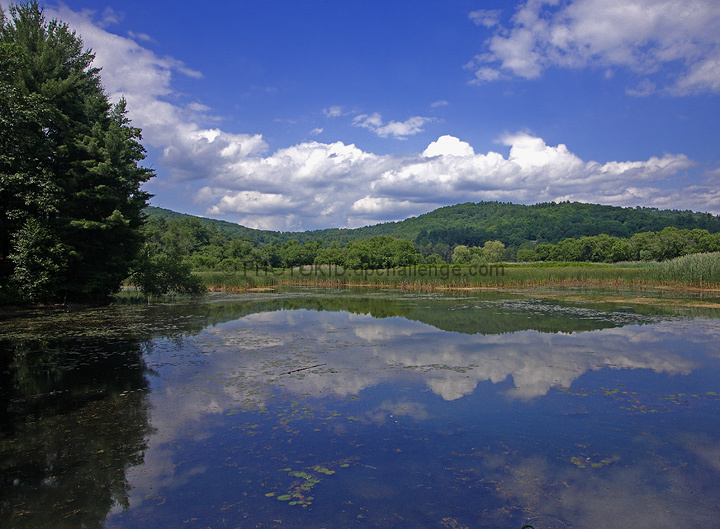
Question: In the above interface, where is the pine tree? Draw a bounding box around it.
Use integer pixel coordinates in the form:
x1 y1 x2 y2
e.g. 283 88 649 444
0 2 153 301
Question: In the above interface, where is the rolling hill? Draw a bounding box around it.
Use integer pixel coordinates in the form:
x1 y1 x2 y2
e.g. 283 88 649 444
145 201 720 249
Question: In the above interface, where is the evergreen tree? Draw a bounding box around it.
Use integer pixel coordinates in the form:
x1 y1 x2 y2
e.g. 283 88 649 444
0 3 153 301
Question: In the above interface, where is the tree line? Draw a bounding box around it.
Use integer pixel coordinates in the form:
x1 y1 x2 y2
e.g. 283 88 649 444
139 215 720 273
148 200 720 251
517 227 720 263
141 216 424 272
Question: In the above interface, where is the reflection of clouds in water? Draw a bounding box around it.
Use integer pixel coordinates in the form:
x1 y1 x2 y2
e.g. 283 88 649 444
138 311 713 445
124 309 717 509
366 400 431 425
226 313 700 401
481 449 720 529
190 311 707 404
681 434 720 473
353 319 423 342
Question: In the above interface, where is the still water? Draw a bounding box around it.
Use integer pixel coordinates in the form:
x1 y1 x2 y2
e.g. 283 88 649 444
2 288 720 528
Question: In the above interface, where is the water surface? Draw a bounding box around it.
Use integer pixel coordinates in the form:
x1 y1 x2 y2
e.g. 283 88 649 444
2 289 720 528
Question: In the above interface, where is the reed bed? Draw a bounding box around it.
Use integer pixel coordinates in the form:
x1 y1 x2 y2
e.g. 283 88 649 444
196 263 653 292
648 252 720 287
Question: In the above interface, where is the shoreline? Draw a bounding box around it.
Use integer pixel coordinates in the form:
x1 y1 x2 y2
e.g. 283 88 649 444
4 277 720 316
205 277 720 308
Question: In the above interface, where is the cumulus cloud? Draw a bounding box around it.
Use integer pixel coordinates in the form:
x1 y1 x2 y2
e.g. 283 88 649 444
469 0 720 95
423 135 475 157
194 131 703 230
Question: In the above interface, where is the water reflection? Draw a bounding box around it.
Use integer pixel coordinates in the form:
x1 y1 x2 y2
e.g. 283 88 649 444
196 311 702 401
0 337 151 529
1 289 720 529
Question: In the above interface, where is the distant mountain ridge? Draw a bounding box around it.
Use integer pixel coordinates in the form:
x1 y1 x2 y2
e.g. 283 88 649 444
145 201 720 248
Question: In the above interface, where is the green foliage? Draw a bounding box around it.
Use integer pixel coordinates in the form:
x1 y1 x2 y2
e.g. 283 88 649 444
516 248 538 262
424 253 444 265
0 3 152 302
128 244 205 297
451 241 503 264
340 236 420 269
8 216 68 300
451 245 471 264
483 240 505 262
146 201 720 262
141 206 720 275
528 228 720 264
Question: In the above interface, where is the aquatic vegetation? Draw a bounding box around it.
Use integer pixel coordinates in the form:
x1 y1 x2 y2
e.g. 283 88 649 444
266 461 353 508
311 466 335 475
649 252 720 286
558 384 720 418
570 455 620 469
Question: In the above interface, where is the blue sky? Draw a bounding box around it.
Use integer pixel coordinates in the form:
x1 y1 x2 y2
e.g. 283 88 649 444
5 0 720 230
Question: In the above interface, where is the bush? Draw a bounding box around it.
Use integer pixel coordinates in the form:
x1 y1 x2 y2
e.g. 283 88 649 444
129 247 206 297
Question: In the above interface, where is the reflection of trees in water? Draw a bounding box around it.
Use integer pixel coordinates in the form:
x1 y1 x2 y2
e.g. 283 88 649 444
224 294 659 335
0 337 152 529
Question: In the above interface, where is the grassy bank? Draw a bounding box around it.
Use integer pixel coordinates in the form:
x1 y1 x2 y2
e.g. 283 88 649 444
198 262 650 292
196 254 720 293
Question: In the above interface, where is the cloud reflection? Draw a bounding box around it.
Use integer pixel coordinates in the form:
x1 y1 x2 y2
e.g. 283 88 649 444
114 303 720 523
203 312 700 401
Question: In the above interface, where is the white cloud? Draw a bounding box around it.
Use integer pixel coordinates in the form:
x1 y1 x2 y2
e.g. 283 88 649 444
323 105 345 118
127 30 155 43
470 0 720 94
431 99 449 108
626 78 657 97
42 4 274 192
353 112 383 129
352 112 434 139
469 9 502 28
196 132 701 230
423 135 475 157
98 7 123 28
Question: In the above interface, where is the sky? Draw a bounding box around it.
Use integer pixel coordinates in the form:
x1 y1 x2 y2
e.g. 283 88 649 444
4 0 720 231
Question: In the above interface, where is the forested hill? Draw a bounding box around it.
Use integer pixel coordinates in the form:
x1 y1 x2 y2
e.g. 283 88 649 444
145 201 720 249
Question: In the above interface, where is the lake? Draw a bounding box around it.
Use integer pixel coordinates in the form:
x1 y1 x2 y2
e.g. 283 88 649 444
2 288 720 529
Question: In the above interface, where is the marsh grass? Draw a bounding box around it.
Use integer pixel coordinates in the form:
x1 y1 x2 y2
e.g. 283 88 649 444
648 252 720 287
198 270 280 292
196 263 652 292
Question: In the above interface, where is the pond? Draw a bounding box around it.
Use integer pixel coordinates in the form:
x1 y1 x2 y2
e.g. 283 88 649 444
2 288 720 529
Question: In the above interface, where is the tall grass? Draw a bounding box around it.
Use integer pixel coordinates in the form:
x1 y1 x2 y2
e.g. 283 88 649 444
196 270 279 291
196 263 650 291
197 258 720 292
649 252 720 286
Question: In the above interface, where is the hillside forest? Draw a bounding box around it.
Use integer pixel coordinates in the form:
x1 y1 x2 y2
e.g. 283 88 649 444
143 203 720 272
